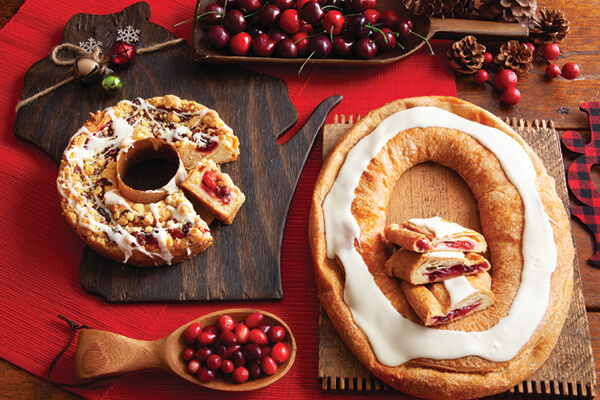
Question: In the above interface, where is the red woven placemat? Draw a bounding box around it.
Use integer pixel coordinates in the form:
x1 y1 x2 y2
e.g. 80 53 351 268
0 1 456 398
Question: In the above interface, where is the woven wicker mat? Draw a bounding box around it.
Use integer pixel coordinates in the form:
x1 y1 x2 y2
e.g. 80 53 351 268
318 116 596 399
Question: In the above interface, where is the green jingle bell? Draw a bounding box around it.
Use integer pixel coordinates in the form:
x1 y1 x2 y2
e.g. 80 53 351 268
101 71 123 95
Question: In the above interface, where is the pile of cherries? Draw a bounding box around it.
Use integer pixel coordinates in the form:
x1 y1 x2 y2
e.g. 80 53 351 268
195 0 418 60
182 312 291 384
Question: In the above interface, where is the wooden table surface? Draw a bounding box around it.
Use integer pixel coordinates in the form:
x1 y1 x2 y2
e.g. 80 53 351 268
1 0 599 398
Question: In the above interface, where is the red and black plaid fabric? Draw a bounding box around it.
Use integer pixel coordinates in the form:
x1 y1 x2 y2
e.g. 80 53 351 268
562 102 600 266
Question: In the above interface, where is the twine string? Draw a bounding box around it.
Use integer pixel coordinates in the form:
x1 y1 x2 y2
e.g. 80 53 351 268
15 38 185 112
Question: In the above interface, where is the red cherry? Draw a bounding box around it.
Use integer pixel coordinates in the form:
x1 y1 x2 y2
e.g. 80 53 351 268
362 9 380 24
249 328 269 345
237 0 261 13
494 69 518 90
561 62 580 80
502 87 521 105
545 63 561 78
380 10 399 29
301 1 324 25
184 322 202 345
474 69 489 84
273 0 294 10
229 32 252 55
258 4 281 28
345 0 369 12
365 0 377 8
188 359 201 374
276 38 298 57
483 52 493 65
280 9 301 34
296 0 317 10
541 43 560 61
204 3 225 25
271 342 290 363
221 359 235 374
261 356 278 375
218 315 235 331
270 29 288 43
232 366 250 383
322 10 345 36
355 37 377 59
291 32 310 56
332 33 355 57
372 28 395 52
395 20 411 40
224 10 246 34
252 33 276 56
207 25 231 49
268 325 286 343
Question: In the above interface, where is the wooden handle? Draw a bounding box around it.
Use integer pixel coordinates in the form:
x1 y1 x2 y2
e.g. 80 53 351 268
74 329 167 382
430 18 529 39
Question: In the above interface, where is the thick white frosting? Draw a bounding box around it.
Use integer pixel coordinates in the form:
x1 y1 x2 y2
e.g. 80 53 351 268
444 276 476 306
409 216 464 239
322 106 556 366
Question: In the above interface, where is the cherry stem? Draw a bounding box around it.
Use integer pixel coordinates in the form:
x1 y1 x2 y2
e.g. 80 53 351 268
298 51 315 76
535 49 551 64
173 11 221 27
368 25 388 44
410 30 434 55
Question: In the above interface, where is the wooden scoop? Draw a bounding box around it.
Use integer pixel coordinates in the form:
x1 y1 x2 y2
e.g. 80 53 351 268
191 0 529 65
74 309 297 391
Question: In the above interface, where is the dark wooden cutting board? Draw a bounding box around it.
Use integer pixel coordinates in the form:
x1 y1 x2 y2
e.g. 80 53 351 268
12 2 319 302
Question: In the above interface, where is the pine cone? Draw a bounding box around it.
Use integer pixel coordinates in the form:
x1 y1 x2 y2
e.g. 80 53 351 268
529 8 570 45
493 40 533 74
404 0 472 18
447 36 486 74
478 0 536 23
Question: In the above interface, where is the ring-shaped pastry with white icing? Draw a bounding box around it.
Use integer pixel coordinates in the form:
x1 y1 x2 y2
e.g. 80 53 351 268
309 97 574 400
57 95 239 267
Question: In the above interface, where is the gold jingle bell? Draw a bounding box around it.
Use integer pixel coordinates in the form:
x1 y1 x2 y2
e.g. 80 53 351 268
72 56 105 83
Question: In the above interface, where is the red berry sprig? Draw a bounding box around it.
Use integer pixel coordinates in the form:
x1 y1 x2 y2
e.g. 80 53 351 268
181 312 291 385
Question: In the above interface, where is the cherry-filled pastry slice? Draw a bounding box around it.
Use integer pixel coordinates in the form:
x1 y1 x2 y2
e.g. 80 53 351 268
385 217 487 253
385 249 491 284
401 272 495 326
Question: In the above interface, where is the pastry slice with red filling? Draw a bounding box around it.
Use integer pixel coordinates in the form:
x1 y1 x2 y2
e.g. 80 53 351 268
182 159 245 224
384 249 490 284
401 272 495 326
384 217 487 253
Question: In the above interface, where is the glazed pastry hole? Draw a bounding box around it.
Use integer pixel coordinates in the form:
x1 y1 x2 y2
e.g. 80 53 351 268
117 137 184 203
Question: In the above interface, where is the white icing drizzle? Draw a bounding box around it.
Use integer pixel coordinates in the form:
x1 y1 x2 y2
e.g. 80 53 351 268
57 98 217 265
323 106 557 366
444 276 476 306
410 216 464 239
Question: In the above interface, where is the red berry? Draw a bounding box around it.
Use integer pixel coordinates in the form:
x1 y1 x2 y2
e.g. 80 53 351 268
207 25 231 49
483 52 493 65
221 359 235 374
474 69 489 84
502 87 521 106
355 37 377 59
206 354 222 370
245 313 264 329
279 9 301 34
188 359 201 374
322 10 345 36
261 356 278 375
203 325 218 335
198 331 217 346
541 43 560 61
494 69 518 90
232 366 250 383
218 315 235 331
229 32 252 55
271 342 290 363
242 343 263 361
196 346 212 362
525 42 535 53
184 322 202 345
198 367 217 382
379 9 399 29
561 62 580 80
363 9 380 24
182 347 196 361
291 32 310 56
252 33 276 56
249 328 269 345
235 323 250 344
223 10 246 34
220 330 238 347
545 64 561 79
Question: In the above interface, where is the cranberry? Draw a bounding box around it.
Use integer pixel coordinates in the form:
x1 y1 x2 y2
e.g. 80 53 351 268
232 366 250 383
271 342 290 363
301 1 324 24
219 330 238 347
203 325 218 335
243 343 263 361
188 359 201 374
261 356 278 375
502 86 521 106
561 62 580 80
207 25 231 49
252 33 276 56
545 63 561 79
223 10 246 34
541 43 560 61
235 323 250 344
229 32 252 55
214 344 228 358
221 359 235 374
268 325 286 343
309 35 332 58
474 69 489 84
525 42 535 53
247 360 263 379
218 314 235 331
184 322 202 345
494 69 518 90
206 354 223 370
276 38 298 57
204 3 225 25
249 329 269 345
198 331 217 346
230 349 246 367
225 344 241 358
259 4 281 27
279 9 301 34
322 10 345 36
355 37 377 59
196 346 212 362
198 367 217 382
182 347 196 361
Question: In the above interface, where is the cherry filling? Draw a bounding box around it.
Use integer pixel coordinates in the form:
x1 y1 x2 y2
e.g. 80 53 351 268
438 240 474 250
193 129 218 153
416 238 431 252
201 170 232 204
425 262 487 282
430 302 481 326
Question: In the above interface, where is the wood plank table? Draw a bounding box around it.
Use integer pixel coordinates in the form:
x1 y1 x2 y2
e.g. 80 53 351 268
1 0 599 398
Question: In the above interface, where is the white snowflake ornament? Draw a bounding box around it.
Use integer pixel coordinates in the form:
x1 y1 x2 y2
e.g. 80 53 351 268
79 38 103 53
116 25 141 44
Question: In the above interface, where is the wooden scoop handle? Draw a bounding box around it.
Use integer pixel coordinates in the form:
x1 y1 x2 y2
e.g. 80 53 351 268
430 18 529 39
74 329 167 382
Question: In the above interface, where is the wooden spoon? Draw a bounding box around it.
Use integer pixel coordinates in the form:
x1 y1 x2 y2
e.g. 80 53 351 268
74 308 297 391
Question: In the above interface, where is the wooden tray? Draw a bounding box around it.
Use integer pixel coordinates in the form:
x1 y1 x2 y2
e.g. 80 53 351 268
12 2 312 302
318 116 596 398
